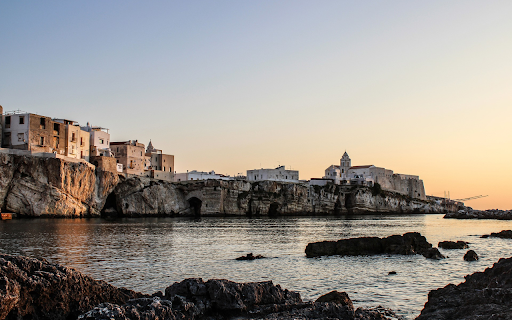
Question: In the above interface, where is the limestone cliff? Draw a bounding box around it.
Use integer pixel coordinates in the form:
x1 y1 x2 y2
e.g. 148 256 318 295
107 178 450 217
0 154 452 218
0 153 118 217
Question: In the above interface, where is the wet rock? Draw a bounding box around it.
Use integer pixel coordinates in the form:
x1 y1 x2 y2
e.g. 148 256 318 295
438 240 469 249
315 291 353 309
236 253 265 260
78 297 175 320
305 232 444 259
417 256 512 319
445 208 512 220
489 230 512 239
0 254 143 320
463 250 479 261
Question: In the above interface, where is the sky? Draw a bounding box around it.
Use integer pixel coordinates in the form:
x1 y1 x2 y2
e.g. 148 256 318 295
1 1 511 210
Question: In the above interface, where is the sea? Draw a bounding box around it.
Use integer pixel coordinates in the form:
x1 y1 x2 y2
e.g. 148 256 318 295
2 214 512 319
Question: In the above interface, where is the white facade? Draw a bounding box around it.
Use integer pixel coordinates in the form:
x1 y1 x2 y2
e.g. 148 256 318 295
174 170 233 182
1 113 29 148
247 165 299 183
81 123 113 157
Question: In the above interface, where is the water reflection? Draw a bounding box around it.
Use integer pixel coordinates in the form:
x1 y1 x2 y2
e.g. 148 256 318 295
2 214 512 319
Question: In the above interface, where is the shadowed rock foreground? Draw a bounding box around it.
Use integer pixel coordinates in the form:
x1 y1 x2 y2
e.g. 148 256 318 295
417 256 512 319
305 232 444 260
0 254 399 320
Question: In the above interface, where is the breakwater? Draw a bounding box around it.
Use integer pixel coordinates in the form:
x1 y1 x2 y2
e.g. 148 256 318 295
0 153 459 217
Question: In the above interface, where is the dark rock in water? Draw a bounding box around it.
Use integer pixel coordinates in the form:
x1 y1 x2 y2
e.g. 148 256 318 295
305 232 445 260
438 240 469 249
0 254 143 320
315 291 353 309
445 208 512 220
417 256 512 319
236 253 265 260
489 230 512 239
388 271 397 275
464 250 479 261
480 234 490 238
422 247 445 260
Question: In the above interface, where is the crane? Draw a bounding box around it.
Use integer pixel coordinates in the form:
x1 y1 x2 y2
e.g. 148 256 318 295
453 195 488 202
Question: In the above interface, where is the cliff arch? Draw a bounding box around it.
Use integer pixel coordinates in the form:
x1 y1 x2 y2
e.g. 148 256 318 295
268 202 280 217
188 197 202 217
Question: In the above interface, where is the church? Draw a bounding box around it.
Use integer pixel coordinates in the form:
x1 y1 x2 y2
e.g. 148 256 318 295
322 152 426 200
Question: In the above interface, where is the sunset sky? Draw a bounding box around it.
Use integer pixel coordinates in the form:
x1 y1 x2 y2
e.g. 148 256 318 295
1 1 511 210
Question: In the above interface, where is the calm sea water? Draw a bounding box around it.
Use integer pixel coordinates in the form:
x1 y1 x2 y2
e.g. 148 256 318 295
2 214 512 319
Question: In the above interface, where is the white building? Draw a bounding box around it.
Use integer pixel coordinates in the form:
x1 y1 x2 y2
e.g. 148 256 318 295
81 123 113 157
247 165 299 183
174 170 233 182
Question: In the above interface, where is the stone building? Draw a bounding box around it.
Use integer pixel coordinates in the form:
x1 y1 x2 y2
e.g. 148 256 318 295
247 165 299 183
144 140 174 181
1 111 66 154
81 123 113 157
174 170 233 182
53 119 90 161
323 152 426 200
110 140 145 175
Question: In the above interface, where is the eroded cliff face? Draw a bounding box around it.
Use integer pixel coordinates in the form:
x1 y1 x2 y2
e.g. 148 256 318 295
108 178 449 217
0 153 118 217
0 153 450 218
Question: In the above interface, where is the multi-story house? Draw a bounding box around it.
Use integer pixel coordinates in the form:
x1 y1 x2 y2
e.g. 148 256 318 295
53 119 90 161
81 123 113 157
247 165 299 183
1 111 66 154
144 140 174 181
111 140 145 175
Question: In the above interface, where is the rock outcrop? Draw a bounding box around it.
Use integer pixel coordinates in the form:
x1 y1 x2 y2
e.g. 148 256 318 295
305 232 445 259
0 254 143 320
482 230 512 239
463 250 479 261
438 241 469 249
417 256 512 319
82 278 400 320
0 254 400 320
0 153 118 217
0 153 452 217
445 208 512 220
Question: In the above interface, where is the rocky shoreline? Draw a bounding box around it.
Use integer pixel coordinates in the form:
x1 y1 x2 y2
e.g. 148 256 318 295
444 208 512 220
4 252 512 319
0 153 456 218
0 254 400 320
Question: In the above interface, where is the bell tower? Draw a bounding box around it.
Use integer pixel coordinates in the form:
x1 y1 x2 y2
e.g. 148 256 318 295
340 151 351 179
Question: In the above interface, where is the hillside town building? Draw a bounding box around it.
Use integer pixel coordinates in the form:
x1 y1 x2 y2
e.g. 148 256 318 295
1 111 66 154
144 140 174 181
81 123 113 157
53 119 90 161
322 152 426 200
174 170 233 182
111 140 146 175
247 165 299 183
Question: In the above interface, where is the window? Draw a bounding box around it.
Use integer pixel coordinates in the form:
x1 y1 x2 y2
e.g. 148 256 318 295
39 136 44 145
3 132 11 145
71 132 76 142
53 123 60 134
19 116 24 125
5 116 11 128
99 138 104 144
80 137 83 146
40 117 45 129
17 133 24 142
